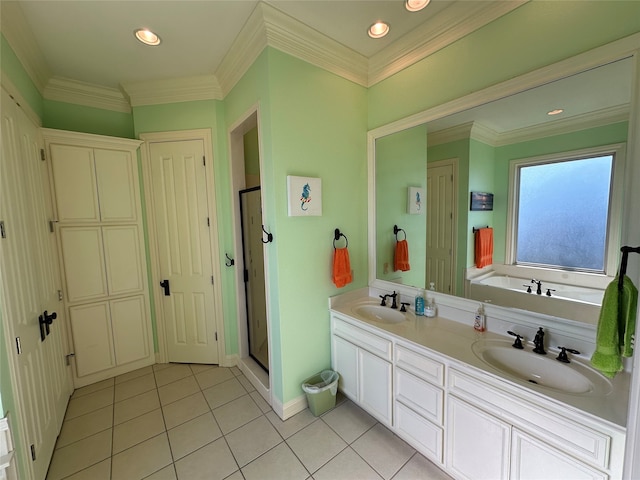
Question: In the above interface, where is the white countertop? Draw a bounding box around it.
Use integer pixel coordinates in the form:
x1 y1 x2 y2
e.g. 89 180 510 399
330 293 630 429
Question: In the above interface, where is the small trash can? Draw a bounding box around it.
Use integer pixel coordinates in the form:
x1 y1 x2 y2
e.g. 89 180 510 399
301 369 339 416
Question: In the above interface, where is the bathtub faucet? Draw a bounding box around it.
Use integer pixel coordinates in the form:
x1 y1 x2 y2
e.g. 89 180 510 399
531 279 543 295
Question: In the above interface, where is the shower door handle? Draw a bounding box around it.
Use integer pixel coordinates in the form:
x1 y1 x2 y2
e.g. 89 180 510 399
160 279 171 296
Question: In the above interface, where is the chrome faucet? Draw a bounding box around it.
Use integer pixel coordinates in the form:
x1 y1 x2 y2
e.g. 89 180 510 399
531 279 543 295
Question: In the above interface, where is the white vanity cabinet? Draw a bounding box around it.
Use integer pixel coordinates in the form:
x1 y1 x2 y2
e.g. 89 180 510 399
394 342 445 464
448 368 624 480
331 314 393 426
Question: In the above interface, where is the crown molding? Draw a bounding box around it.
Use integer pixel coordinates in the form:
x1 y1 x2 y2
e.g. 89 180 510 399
216 2 269 97
368 0 528 86
260 3 368 87
121 75 222 107
44 77 131 113
427 105 630 148
1 1 51 93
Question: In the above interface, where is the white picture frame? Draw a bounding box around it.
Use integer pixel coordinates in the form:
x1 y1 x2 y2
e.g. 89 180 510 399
287 175 322 216
407 187 425 214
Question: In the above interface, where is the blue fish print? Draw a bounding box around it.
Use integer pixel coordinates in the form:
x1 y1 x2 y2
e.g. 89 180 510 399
300 183 311 211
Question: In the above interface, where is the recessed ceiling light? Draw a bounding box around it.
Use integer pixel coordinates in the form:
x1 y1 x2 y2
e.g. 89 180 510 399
405 0 431 12
368 21 390 39
134 28 161 46
547 108 564 116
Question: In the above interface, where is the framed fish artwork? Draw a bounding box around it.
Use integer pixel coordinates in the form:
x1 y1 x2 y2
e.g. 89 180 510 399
407 187 425 214
287 175 322 216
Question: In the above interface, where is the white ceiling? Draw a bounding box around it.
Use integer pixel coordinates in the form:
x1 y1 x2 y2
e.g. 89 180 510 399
12 0 455 90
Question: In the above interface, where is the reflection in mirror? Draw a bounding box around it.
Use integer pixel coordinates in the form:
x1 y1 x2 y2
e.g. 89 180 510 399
373 56 633 323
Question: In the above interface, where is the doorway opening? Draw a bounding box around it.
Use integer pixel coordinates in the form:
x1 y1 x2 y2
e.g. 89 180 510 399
229 108 271 399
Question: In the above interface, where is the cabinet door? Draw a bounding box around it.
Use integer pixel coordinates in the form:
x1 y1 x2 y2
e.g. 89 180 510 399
60 226 108 302
50 144 100 222
332 335 358 401
359 349 392 426
447 395 510 480
69 302 115 377
111 296 150 366
511 430 607 480
94 148 138 222
103 225 144 295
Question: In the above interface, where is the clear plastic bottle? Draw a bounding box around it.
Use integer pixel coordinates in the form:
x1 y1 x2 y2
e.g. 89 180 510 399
473 304 486 332
415 293 425 316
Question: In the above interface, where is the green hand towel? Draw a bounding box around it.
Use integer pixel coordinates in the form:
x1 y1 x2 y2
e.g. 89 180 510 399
591 275 638 378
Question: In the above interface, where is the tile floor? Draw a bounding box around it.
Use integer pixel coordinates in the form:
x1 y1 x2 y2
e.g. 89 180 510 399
46 363 452 480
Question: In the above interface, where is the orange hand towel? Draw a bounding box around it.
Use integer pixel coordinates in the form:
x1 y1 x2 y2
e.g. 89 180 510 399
333 247 352 288
475 227 493 268
394 239 411 272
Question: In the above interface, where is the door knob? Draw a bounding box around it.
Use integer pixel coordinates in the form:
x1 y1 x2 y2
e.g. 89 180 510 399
39 310 57 341
160 279 171 296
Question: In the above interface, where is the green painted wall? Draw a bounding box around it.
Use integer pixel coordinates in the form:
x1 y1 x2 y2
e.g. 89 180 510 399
265 48 368 403
376 125 427 288
368 1 640 129
1 34 43 118
43 99 134 138
244 127 260 179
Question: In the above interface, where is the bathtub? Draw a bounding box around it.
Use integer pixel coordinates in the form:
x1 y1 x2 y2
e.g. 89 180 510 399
468 274 604 324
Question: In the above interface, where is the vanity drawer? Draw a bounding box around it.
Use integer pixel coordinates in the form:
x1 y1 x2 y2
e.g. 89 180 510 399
395 368 443 425
395 344 444 386
332 317 392 361
448 369 611 469
395 401 443 464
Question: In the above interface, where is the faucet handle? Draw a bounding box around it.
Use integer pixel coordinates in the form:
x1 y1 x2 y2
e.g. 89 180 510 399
400 302 410 312
546 288 556 297
379 295 387 306
556 346 580 363
507 331 524 349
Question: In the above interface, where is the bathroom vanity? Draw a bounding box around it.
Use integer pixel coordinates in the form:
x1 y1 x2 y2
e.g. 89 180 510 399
330 290 629 480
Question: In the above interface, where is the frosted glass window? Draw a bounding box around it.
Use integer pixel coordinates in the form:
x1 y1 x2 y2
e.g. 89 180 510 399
515 155 613 272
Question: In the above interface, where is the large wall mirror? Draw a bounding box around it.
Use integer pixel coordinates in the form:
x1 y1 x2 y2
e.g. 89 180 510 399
369 49 637 325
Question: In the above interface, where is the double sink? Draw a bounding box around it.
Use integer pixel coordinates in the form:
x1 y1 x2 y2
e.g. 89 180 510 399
347 298 612 397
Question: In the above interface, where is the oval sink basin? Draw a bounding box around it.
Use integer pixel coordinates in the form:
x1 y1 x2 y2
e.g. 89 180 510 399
472 340 612 396
352 304 408 324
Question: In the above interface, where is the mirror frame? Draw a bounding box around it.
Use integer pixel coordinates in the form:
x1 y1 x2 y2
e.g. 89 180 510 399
368 34 640 297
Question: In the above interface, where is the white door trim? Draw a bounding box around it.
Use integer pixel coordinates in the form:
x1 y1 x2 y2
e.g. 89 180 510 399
140 129 226 365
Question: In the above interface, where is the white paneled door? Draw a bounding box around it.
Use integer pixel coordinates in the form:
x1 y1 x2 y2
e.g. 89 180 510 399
0 89 72 480
426 160 455 294
149 140 219 364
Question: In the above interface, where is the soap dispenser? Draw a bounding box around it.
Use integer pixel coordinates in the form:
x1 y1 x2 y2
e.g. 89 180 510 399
474 304 486 332
415 292 425 316
425 296 437 317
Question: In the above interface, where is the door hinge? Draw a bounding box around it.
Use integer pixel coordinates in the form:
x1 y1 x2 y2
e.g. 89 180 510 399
49 219 58 232
40 149 46 162
58 290 63 301
30 444 36 461
15 337 21 355
203 155 206 166
215 332 218 341
65 353 75 366
0 221 6 239
207 217 210 227
243 269 249 283
211 275 214 285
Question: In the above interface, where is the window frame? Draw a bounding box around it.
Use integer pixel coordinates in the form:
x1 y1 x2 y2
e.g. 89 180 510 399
506 143 626 278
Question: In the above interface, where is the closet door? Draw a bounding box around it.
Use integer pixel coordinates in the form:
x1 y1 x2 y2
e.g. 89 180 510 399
111 296 149 365
94 148 138 222
103 225 144 295
50 144 100 222
59 226 108 302
69 302 115 377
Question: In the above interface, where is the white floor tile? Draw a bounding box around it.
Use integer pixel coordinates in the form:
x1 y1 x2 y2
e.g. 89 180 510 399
162 391 210 430
113 408 166 454
157 375 200 405
194 367 235 390
167 412 222 460
56 405 113 448
154 363 193 387
241 442 309 480
145 464 178 480
114 388 161 425
212 394 262 434
65 387 114 420
265 409 316 439
115 365 153 384
286 419 347 473
322 400 376 443
111 433 173 480
71 378 114 399
174 438 239 480
312 446 383 480
114 373 157 402
46 429 112 480
203 378 248 410
351 424 415 480
250 390 272 413
62 458 111 480
225 415 283 467
393 453 452 480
